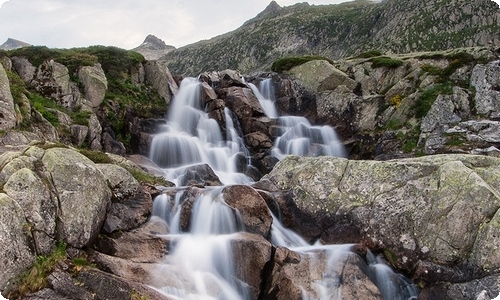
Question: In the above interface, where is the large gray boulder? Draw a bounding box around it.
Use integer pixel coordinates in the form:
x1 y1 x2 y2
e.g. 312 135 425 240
41 147 111 248
10 56 36 83
288 60 357 92
78 63 108 108
262 155 500 280
0 63 17 130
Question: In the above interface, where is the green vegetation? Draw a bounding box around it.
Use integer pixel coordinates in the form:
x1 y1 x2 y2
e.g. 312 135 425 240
271 56 334 73
29 94 60 126
9 241 67 297
370 56 404 69
79 149 113 164
414 83 453 118
121 165 172 186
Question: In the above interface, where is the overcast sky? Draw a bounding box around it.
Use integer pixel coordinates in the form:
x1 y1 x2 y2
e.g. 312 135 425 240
0 0 360 50
1 0 499 50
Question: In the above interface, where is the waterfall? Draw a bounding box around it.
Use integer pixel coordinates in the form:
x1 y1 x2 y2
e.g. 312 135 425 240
149 77 252 186
148 76 418 300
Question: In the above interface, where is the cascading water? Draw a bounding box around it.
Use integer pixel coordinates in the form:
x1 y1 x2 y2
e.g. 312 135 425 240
251 78 346 159
148 76 418 300
149 78 252 186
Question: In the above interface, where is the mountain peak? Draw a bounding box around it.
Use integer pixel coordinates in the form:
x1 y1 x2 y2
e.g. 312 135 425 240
0 38 31 50
244 1 282 25
132 34 176 60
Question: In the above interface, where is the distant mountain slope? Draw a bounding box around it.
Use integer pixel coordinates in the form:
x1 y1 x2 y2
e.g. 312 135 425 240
0 38 31 50
161 0 500 76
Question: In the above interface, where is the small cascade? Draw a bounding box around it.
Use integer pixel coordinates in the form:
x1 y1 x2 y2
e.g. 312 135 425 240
248 80 278 118
251 78 346 159
151 188 250 300
149 77 252 185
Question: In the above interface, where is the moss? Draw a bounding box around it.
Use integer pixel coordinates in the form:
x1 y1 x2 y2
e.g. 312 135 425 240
370 56 404 69
121 165 171 186
79 149 113 164
271 55 334 73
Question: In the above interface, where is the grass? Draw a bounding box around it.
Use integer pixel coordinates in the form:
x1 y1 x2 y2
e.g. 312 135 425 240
121 165 172 186
79 149 113 164
9 241 67 297
414 83 453 118
370 56 404 69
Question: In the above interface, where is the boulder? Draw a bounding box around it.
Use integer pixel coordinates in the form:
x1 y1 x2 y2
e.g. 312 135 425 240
223 185 273 238
177 163 222 187
288 60 357 92
0 63 17 130
471 60 500 118
78 63 108 108
42 147 111 248
223 87 265 121
87 113 102 150
11 56 36 83
4 168 57 255
144 60 178 105
262 155 500 280
30 109 59 141
0 193 35 292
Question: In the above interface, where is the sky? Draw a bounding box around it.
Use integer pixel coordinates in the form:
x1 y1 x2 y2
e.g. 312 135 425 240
0 0 360 50
1 0 499 50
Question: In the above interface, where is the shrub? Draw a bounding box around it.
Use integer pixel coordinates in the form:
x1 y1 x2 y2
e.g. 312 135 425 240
79 149 113 164
370 56 404 69
29 94 60 126
414 83 453 118
389 94 403 108
271 55 334 73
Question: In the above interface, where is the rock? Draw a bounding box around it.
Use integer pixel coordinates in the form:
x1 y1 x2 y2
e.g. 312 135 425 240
87 113 102 150
262 155 500 279
223 185 273 238
97 164 153 234
11 56 36 83
78 63 108 108
32 60 80 110
0 193 35 292
144 60 178 105
101 131 126 155
471 60 500 118
70 125 89 147
42 148 111 248
223 86 265 120
0 63 17 130
288 59 357 92
419 274 500 300
219 69 247 88
177 163 222 187
4 168 57 255
30 109 59 141
230 233 273 299
244 131 273 150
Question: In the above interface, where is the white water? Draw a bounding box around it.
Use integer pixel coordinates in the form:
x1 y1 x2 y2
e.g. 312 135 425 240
148 76 417 300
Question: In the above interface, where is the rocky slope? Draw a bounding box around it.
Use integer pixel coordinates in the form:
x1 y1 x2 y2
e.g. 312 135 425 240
0 38 31 51
161 0 500 76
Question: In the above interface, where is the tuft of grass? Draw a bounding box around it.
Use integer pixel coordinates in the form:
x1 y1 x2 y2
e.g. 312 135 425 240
10 241 67 297
79 149 113 164
370 56 404 69
271 55 334 73
414 83 453 118
121 165 172 186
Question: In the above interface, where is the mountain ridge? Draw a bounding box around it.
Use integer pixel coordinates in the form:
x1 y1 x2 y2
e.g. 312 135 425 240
159 0 500 76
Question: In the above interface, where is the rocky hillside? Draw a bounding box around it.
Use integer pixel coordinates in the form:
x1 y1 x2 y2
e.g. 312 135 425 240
0 38 31 51
162 0 500 76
